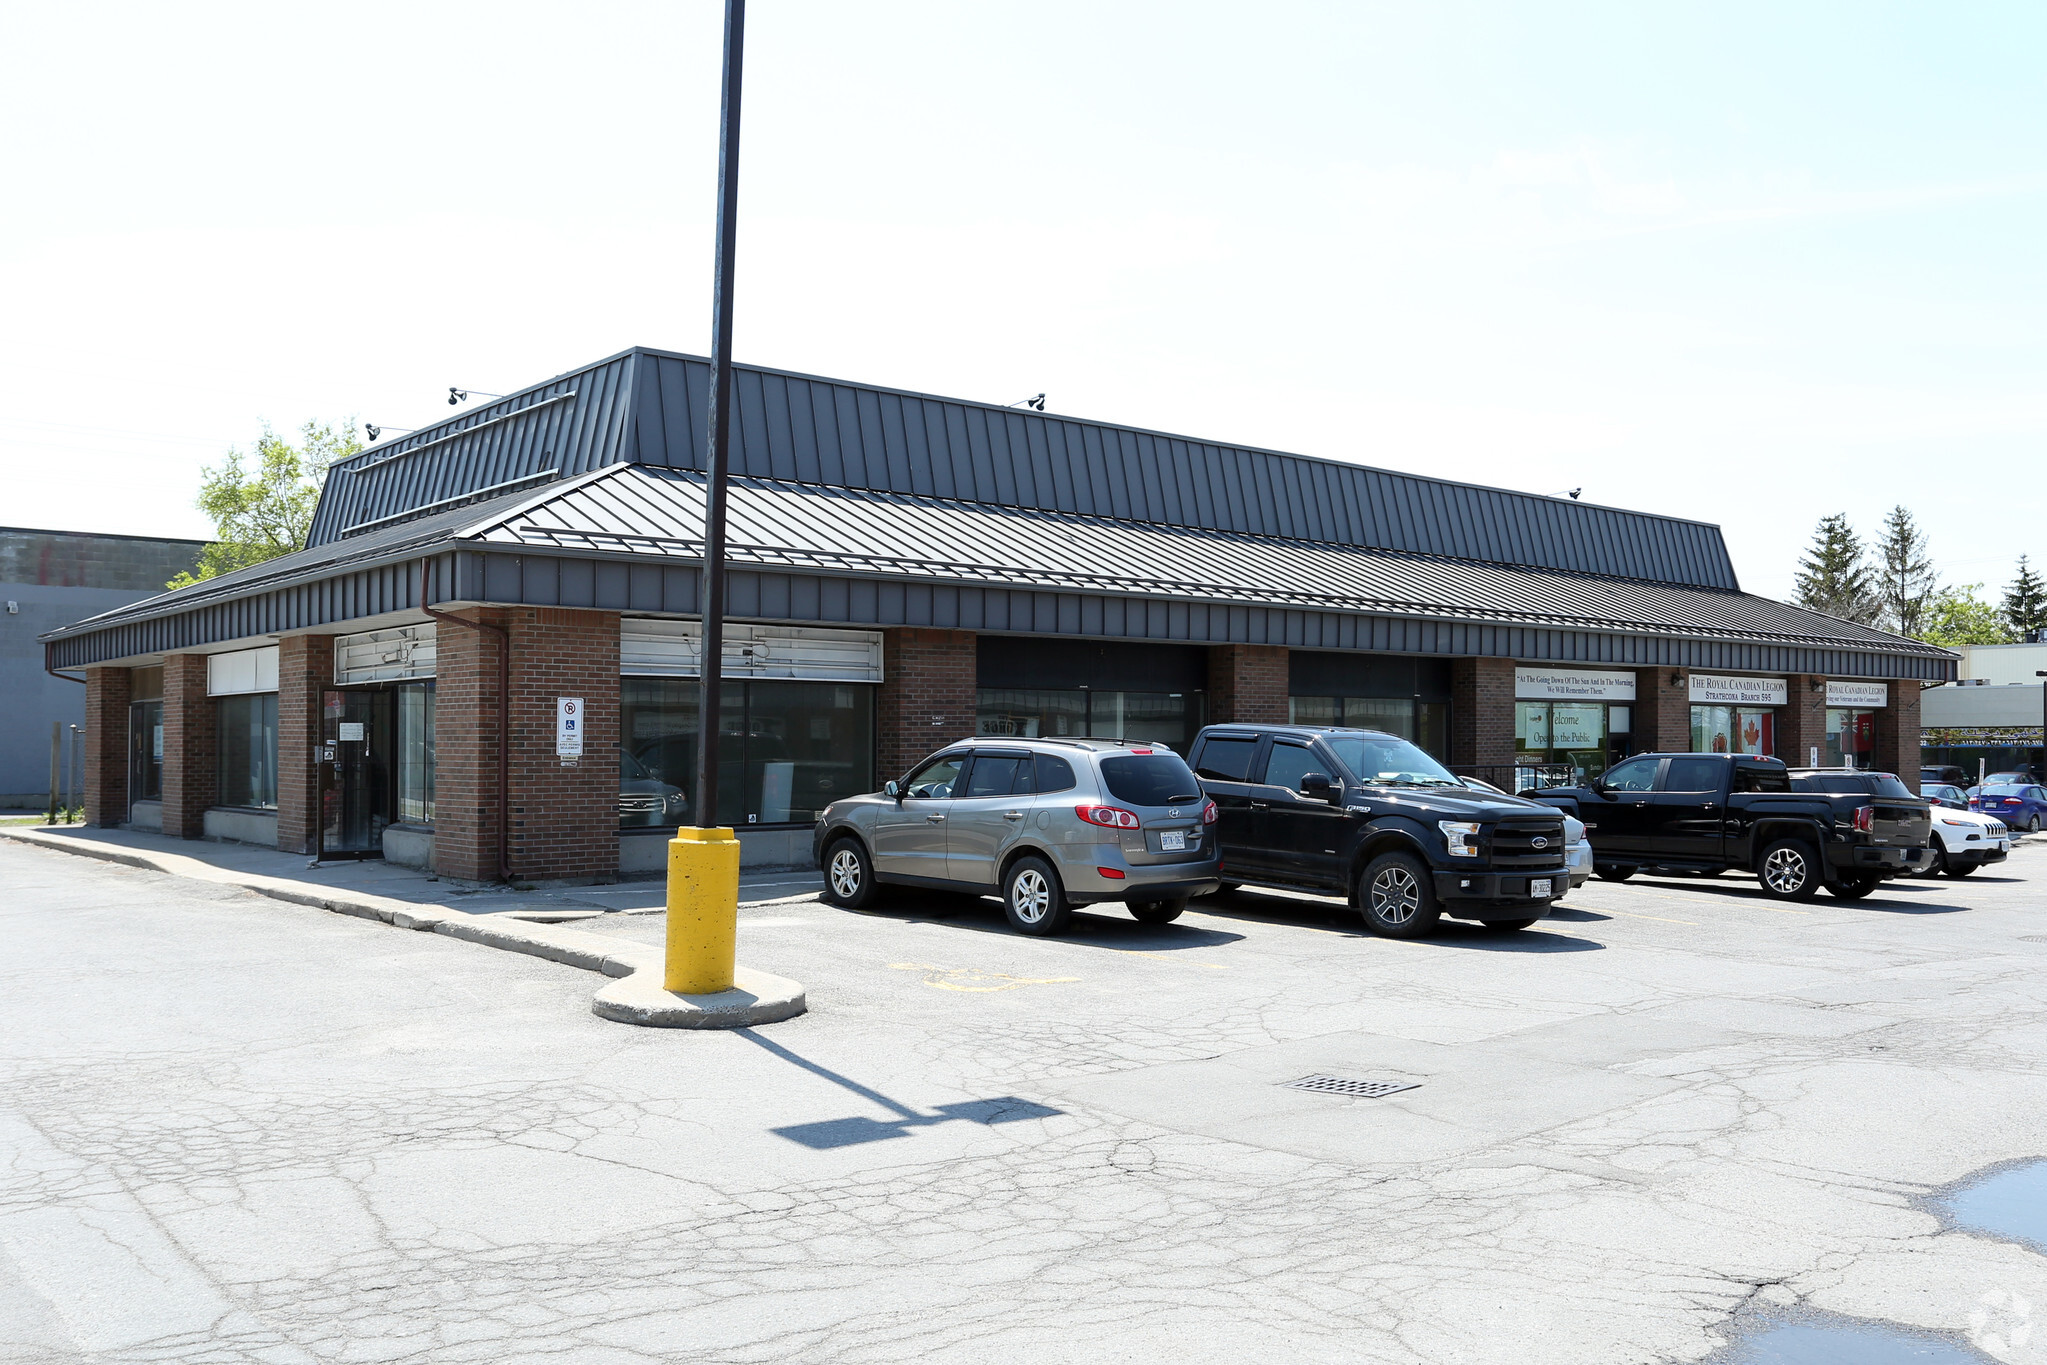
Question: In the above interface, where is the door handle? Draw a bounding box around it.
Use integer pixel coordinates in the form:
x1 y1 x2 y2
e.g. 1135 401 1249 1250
1003 811 1024 821
1631 801 1648 808
926 814 946 823
1250 800 1270 809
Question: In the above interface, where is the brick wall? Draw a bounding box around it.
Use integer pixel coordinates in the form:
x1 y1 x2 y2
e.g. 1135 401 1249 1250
160 653 215 838
1776 675 1828 768
275 634 333 856
1874 681 1924 791
434 607 621 884
1206 645 1288 725
1449 657 1515 768
83 666 130 826
876 628 977 783
1631 668 1692 753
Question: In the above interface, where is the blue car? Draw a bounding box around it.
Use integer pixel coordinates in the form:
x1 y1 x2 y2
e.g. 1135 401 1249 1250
1971 783 2047 833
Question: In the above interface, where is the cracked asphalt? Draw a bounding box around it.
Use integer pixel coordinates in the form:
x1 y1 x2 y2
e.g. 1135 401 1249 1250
5 837 2047 1364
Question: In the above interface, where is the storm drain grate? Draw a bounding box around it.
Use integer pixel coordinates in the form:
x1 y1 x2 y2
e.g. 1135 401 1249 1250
1282 1075 1419 1099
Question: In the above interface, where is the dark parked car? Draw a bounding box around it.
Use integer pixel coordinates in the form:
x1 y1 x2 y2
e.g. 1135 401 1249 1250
1533 754 1931 901
1189 724 1568 938
1971 783 2047 833
1921 765 1971 788
1923 783 1969 811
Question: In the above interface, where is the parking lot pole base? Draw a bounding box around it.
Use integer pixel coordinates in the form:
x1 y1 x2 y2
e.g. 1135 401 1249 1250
593 966 807 1029
664 826 740 995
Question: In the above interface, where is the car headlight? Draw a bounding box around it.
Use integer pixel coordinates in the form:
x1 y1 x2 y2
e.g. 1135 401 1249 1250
1438 821 1482 857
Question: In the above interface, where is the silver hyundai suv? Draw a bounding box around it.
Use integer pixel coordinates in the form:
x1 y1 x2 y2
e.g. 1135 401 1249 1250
813 737 1222 936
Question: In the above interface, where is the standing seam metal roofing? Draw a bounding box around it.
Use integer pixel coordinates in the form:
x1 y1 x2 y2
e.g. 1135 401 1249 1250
307 346 1741 591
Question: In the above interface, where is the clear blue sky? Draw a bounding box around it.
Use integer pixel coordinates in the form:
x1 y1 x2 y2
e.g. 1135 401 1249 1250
2 1 2041 602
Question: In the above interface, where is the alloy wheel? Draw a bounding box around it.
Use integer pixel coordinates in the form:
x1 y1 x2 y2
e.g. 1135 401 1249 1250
1370 866 1422 924
829 848 863 899
1011 868 1051 924
1763 847 1808 894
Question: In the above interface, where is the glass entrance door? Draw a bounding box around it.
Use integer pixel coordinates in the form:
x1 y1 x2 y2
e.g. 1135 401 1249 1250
322 690 394 858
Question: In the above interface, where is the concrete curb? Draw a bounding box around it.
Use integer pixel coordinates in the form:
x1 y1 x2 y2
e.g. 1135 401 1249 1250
1 827 800 1028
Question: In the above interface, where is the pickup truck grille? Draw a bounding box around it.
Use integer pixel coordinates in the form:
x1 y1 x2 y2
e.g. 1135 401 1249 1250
1491 819 1567 867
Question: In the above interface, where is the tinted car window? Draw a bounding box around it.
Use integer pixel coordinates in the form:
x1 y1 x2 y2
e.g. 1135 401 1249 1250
1260 742 1322 793
1794 774 1866 794
1734 766 1791 793
1195 736 1259 781
1662 757 1723 793
1926 784 1964 803
1603 758 1659 792
1868 774 1915 799
963 755 1029 798
1099 754 1202 806
1034 753 1076 794
903 754 965 799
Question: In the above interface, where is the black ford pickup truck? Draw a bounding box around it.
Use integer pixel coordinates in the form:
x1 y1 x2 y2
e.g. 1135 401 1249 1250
1189 724 1569 938
1531 753 1931 901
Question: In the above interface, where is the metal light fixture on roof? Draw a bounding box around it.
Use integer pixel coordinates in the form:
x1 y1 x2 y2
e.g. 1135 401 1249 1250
448 386 507 406
1006 393 1046 411
364 423 414 442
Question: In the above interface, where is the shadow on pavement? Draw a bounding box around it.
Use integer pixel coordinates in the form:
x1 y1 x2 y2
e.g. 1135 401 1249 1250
737 1030 1063 1149
1192 890 1603 951
844 890 1246 951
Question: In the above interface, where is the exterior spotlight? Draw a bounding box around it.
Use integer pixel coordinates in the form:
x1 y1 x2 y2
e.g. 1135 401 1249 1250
1670 671 1683 688
449 386 506 406
1006 393 1046 411
364 423 414 442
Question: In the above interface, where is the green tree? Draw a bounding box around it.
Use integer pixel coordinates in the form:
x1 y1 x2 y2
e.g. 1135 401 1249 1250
2003 556 2047 638
169 420 359 589
1793 514 1879 625
1918 583 2014 648
1873 504 1936 636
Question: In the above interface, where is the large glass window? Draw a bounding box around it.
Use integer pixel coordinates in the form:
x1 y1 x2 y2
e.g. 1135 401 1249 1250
1824 708 1877 769
976 689 1202 754
1517 700 1620 781
1692 705 1775 756
129 700 163 803
217 693 278 809
1287 696 1449 758
397 683 435 824
621 679 873 828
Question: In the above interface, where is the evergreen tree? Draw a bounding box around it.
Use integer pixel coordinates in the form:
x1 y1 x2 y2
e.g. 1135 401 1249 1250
1793 514 1879 625
1873 504 1936 636
2003 556 2047 638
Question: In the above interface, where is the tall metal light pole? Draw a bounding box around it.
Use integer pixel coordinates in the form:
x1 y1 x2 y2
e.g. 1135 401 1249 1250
662 0 750 1002
695 0 745 827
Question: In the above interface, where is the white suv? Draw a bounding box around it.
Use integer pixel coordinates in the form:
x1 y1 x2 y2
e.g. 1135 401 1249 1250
1916 807 2010 878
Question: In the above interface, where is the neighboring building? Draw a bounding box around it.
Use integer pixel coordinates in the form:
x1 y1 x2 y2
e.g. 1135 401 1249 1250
1920 643 2047 780
43 346 1956 879
2 528 206 808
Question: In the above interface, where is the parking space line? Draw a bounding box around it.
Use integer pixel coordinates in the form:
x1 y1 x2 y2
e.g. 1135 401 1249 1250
1599 908 1699 926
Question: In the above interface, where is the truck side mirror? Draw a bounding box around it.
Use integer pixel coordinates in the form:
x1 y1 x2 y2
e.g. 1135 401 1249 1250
1588 776 1609 794
1300 772 1336 801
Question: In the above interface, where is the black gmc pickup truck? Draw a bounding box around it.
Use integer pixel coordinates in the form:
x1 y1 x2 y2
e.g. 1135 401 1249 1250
1531 753 1931 901
1189 724 1569 938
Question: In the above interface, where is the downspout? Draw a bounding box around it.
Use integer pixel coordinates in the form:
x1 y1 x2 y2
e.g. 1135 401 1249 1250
419 557 512 884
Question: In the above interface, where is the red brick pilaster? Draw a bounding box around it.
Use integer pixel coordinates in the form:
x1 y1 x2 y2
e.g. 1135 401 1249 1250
1206 645 1288 725
276 635 333 855
1777 674 1828 768
1873 681 1923 791
83 666 131 827
1449 657 1515 768
161 653 216 839
433 607 620 885
1631 667 1692 754
876 628 977 783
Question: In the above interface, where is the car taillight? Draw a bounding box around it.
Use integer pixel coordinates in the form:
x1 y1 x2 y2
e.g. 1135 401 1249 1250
1097 867 1126 879
1076 804 1140 829
1202 799 1218 825
1853 806 1874 833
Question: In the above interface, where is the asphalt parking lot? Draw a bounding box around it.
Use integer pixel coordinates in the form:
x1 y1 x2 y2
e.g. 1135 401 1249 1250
6 837 2047 1364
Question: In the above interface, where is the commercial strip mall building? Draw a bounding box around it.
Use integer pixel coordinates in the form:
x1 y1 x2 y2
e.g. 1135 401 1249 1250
44 347 1957 879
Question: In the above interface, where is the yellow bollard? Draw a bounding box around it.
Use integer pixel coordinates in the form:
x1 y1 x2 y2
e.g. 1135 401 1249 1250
664 826 740 995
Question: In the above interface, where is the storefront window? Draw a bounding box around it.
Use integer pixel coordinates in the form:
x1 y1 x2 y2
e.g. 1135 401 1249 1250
1824 708 1877 769
976 689 1203 754
621 679 873 828
129 700 163 803
1516 700 1622 781
217 693 279 809
1285 697 1450 758
397 683 435 824
1690 705 1776 755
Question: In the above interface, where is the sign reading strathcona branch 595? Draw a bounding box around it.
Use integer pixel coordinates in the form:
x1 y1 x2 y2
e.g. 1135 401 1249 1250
1688 674 1788 706
1514 666 1637 701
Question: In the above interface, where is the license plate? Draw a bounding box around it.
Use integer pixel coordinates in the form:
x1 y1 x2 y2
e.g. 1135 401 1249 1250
1160 831 1186 851
1530 878 1553 898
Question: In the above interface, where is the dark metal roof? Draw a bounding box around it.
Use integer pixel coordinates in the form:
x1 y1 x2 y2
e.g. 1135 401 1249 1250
304 345 1741 592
